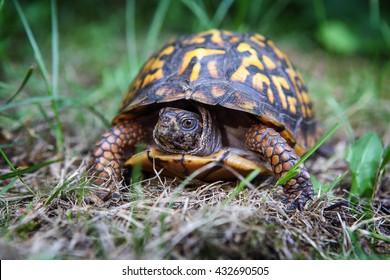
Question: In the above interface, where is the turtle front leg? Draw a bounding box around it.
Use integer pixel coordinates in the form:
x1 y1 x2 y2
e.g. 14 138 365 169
246 124 314 210
90 121 143 201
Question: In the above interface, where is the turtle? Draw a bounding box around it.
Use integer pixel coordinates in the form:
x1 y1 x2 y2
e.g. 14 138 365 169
90 29 322 209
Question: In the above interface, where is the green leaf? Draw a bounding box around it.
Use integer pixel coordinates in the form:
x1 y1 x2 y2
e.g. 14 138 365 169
347 132 382 199
379 145 390 171
316 21 360 55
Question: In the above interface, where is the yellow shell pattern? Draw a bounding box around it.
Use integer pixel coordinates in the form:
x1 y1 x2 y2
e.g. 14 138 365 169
114 30 318 152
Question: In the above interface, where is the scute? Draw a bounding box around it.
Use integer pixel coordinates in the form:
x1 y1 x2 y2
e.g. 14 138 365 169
114 29 318 151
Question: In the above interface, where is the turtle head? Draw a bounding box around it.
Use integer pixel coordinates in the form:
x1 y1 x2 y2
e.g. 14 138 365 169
153 106 221 156
153 107 203 153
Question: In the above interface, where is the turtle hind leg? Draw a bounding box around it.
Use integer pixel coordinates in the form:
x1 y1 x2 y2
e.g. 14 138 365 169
246 124 315 210
90 120 143 201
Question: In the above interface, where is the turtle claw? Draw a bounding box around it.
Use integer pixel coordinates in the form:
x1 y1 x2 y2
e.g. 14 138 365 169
84 190 123 206
84 193 105 206
283 187 314 211
111 191 121 203
84 178 120 206
284 198 305 211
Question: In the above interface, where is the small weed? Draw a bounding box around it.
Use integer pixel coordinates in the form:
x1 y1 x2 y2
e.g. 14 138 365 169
347 132 386 202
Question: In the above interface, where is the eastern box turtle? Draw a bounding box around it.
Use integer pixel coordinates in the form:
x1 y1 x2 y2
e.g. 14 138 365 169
91 29 322 209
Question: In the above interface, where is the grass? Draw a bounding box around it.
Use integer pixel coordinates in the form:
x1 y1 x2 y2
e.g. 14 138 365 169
13 0 64 153
0 0 389 260
275 123 340 187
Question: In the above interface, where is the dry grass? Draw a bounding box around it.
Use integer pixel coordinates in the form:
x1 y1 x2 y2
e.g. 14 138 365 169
1 126 389 260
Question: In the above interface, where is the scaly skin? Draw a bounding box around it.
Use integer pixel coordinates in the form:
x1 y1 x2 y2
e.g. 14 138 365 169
246 124 314 210
90 121 143 201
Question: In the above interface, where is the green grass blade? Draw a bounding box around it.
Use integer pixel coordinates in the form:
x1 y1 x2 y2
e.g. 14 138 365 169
364 230 390 243
13 0 51 90
381 21 390 48
164 162 222 210
51 0 59 100
326 171 348 192
313 0 327 24
50 0 64 153
0 148 35 195
326 95 354 141
258 0 291 32
181 0 211 30
126 0 139 75
0 148 18 174
276 123 340 186
0 158 63 180
37 104 57 134
0 81 13 90
223 169 260 205
5 65 35 104
143 0 171 59
313 171 348 195
13 0 64 153
0 142 25 149
0 177 18 196
159 162 223 236
212 0 234 27
0 96 63 113
369 0 380 28
274 169 299 187
45 177 71 205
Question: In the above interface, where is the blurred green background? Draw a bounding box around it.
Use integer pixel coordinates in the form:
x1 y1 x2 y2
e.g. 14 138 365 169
2 0 390 58
0 0 390 55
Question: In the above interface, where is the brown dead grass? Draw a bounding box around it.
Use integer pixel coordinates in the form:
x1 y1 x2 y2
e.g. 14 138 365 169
0 129 389 260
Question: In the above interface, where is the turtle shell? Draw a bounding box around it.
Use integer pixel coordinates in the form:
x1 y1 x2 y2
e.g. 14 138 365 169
113 29 318 155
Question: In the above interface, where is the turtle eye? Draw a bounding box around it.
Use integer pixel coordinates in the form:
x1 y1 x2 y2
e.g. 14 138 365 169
180 118 197 130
